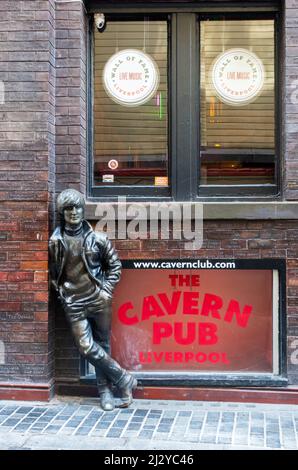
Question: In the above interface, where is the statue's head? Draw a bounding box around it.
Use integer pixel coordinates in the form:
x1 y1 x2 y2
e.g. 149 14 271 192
57 189 85 227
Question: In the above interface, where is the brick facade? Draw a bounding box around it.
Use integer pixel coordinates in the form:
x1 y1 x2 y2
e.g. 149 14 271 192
0 0 55 399
0 0 298 402
55 0 87 195
0 0 88 400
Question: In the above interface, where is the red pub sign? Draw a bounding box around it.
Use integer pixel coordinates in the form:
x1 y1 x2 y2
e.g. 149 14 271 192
111 260 280 374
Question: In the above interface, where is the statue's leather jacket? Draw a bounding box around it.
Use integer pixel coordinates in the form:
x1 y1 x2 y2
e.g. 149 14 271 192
49 220 122 298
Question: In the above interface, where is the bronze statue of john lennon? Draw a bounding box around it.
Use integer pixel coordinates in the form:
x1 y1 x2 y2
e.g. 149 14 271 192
49 189 137 411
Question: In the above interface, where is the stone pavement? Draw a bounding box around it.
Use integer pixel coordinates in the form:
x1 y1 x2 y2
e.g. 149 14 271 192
0 396 297 450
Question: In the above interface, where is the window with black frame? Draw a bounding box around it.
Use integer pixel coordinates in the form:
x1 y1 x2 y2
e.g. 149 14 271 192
200 17 276 189
91 11 278 199
92 18 169 191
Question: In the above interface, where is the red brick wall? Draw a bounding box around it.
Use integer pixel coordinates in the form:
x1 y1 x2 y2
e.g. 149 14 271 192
0 0 88 398
55 0 87 195
0 0 55 397
53 0 89 385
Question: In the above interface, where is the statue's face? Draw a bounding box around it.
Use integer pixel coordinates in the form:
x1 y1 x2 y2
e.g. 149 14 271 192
63 205 84 227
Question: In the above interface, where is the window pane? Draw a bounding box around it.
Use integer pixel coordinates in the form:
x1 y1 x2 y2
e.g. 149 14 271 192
93 19 168 187
200 19 275 186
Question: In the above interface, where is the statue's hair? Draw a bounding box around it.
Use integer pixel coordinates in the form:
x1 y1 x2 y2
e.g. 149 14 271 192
57 189 85 216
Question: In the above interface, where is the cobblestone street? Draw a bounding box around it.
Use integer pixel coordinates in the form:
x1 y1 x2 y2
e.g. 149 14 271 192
0 397 297 450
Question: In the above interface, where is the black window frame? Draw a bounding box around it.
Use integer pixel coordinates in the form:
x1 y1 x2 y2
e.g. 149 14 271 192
87 2 281 201
80 258 287 388
88 13 172 201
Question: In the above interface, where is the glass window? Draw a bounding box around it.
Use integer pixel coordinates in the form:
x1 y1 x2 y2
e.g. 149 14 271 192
90 11 279 199
82 260 284 382
200 18 275 186
93 19 168 187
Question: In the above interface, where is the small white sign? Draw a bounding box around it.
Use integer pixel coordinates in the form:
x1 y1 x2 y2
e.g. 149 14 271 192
211 48 265 106
103 49 160 107
102 174 114 183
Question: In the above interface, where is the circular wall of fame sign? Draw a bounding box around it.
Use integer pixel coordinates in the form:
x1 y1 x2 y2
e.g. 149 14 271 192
211 48 265 106
103 49 160 107
108 159 119 170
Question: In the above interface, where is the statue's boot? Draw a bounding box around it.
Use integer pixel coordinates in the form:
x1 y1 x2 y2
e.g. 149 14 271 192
97 351 137 408
116 373 138 408
96 365 114 412
97 381 115 412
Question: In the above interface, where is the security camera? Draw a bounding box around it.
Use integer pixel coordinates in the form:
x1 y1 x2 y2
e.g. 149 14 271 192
94 13 106 32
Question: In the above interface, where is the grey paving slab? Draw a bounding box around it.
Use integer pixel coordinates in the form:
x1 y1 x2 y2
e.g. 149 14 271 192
0 397 297 450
